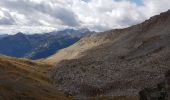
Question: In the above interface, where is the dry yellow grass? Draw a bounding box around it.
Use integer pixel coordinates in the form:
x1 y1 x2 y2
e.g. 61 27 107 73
0 55 72 100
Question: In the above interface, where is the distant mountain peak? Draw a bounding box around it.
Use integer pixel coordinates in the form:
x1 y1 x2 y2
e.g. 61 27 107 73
15 32 24 35
13 32 26 39
14 32 25 37
48 28 93 38
0 28 94 59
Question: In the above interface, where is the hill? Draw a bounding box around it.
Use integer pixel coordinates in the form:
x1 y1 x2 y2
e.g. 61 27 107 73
0 28 92 60
0 55 71 100
47 10 170 98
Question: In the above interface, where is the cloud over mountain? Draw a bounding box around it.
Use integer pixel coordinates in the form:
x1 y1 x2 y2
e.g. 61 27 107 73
0 0 170 34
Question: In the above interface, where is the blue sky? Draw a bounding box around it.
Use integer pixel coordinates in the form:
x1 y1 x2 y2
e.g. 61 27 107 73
0 0 170 34
132 0 143 5
115 0 143 5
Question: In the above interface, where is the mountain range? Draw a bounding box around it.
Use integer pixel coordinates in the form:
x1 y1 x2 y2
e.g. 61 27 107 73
0 28 93 60
0 9 170 100
0 34 8 38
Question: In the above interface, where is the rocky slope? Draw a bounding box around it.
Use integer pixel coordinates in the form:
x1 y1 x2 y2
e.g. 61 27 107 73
0 55 72 100
139 70 170 100
44 33 107 64
0 28 92 60
48 10 170 97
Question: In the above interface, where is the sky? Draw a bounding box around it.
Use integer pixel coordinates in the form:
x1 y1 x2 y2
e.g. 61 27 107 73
0 0 170 34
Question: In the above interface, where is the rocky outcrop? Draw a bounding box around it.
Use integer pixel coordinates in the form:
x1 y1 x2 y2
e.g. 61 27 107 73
139 71 170 100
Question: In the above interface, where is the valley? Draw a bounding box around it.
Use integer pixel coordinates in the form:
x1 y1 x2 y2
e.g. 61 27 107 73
0 8 170 100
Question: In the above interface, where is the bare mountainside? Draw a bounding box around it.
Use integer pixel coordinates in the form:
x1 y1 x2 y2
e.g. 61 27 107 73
0 55 71 100
47 10 170 97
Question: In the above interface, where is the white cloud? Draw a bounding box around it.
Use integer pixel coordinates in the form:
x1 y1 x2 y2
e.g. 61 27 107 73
0 25 69 34
0 0 170 34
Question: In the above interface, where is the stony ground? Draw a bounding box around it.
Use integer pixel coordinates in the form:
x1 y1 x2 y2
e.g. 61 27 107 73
48 10 170 98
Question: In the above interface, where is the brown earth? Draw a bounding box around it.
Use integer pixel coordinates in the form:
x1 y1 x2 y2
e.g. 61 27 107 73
0 55 72 100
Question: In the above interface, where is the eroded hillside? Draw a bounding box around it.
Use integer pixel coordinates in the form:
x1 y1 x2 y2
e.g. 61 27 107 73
48 10 170 98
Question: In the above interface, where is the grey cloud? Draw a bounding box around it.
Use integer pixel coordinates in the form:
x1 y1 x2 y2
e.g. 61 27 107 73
91 25 111 32
81 0 91 2
0 0 170 34
51 7 79 26
0 0 79 26
0 10 15 25
0 17 15 25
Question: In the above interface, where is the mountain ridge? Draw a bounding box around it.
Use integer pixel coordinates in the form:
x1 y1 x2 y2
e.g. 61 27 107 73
45 10 170 64
48 9 170 98
0 28 93 60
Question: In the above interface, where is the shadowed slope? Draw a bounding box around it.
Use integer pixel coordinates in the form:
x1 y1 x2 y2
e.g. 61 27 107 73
0 28 92 60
